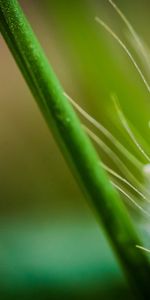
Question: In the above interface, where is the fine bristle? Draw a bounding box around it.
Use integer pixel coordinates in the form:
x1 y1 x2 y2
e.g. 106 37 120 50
108 0 150 78
112 94 150 163
64 92 143 170
136 245 150 253
102 163 149 202
84 125 144 190
64 92 150 200
111 181 150 217
64 3 150 251
95 16 150 94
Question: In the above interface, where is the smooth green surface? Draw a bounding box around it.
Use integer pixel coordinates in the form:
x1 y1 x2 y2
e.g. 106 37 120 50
0 0 150 298
0 217 131 300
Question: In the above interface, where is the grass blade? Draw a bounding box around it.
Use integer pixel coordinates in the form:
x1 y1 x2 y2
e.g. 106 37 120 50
0 1 150 297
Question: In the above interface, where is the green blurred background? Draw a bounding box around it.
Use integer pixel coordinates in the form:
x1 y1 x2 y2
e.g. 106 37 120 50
0 0 150 299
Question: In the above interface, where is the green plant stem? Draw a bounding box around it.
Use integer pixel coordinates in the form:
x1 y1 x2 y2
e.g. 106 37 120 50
0 1 149 298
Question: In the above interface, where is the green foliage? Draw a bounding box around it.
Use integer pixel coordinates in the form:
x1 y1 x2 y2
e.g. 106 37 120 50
0 0 150 298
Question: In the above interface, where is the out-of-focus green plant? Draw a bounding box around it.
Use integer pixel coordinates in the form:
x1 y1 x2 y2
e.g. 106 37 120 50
0 0 150 298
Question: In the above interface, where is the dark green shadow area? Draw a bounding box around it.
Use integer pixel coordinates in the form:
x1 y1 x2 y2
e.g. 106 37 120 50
0 217 132 299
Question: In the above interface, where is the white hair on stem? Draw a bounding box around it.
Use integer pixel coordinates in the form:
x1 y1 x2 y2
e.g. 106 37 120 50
125 116 150 156
106 1 150 155
111 181 150 217
85 122 150 213
127 33 150 78
136 245 150 253
93 4 150 251
112 94 150 163
102 163 149 202
64 92 143 171
95 16 150 95
108 0 144 51
108 0 150 75
84 125 145 191
64 92 150 200
65 5 150 251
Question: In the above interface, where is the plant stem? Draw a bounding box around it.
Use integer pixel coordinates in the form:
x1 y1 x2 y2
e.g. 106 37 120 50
0 0 150 298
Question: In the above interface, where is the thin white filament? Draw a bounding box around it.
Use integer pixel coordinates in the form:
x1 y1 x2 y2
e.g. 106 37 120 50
108 0 150 74
64 92 143 170
102 163 149 202
127 33 150 78
95 16 150 95
112 94 150 163
111 181 150 217
64 93 150 198
84 125 144 190
108 0 143 48
64 92 150 197
128 119 150 156
136 245 150 253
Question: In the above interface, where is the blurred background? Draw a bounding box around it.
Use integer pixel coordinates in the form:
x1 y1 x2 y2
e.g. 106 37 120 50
0 0 150 299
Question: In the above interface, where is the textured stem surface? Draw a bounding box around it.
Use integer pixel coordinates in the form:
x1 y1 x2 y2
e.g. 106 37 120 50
0 0 150 298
